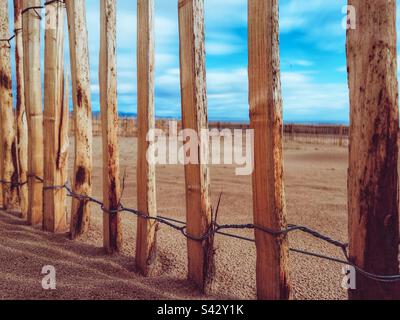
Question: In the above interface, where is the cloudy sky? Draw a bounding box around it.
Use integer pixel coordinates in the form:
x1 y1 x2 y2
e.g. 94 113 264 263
7 0 390 123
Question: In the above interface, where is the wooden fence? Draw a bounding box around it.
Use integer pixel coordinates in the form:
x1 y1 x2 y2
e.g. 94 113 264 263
0 0 398 300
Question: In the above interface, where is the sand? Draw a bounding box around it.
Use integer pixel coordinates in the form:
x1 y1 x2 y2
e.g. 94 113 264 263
0 137 349 300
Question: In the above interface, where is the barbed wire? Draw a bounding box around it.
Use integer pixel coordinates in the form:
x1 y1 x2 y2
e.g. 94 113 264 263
0 0 66 48
2 174 400 284
20 0 66 19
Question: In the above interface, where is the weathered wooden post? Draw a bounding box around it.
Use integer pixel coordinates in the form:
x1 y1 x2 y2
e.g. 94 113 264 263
22 0 44 225
99 0 122 253
136 0 157 275
248 0 291 300
14 0 29 219
0 0 19 211
66 0 93 239
347 0 400 300
43 0 68 232
178 0 214 292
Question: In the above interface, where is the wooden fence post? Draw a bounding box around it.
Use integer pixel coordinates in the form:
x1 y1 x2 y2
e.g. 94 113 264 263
14 0 29 219
248 0 291 300
22 0 43 226
99 0 122 253
347 0 400 300
178 0 214 292
136 0 157 275
0 1 19 211
43 1 68 232
66 0 93 239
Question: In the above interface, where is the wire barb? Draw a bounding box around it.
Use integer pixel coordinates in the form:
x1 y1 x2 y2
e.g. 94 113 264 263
21 6 44 19
0 34 15 49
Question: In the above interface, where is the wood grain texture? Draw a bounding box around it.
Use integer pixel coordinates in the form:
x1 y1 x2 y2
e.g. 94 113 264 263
43 1 68 233
0 0 19 211
347 0 400 300
14 0 28 219
178 0 214 293
99 0 122 253
248 0 291 300
136 0 157 275
22 0 43 225
136 0 157 276
66 0 93 239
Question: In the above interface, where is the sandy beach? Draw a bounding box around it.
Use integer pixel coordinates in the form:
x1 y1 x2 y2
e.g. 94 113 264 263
0 137 349 300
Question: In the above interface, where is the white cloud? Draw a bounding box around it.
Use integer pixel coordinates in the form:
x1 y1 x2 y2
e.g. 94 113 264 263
206 42 241 56
282 71 349 115
283 59 314 68
280 0 347 52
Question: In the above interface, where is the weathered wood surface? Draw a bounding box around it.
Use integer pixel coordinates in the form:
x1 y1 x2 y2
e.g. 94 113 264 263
136 0 157 275
22 0 43 225
66 0 93 239
347 0 400 300
0 1 19 211
14 0 29 219
43 1 68 232
178 0 214 292
248 0 291 300
99 0 122 253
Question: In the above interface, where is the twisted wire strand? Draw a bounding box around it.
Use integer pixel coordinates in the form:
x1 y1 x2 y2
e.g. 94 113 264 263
2 174 400 283
0 0 66 48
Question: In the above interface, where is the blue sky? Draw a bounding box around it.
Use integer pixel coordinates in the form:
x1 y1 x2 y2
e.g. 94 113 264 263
7 0 395 123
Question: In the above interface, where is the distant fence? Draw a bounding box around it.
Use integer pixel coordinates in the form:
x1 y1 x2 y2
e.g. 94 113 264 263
68 115 138 137
283 124 348 146
69 116 349 147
